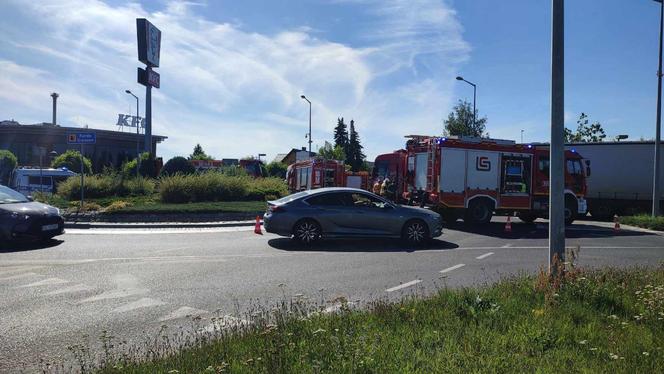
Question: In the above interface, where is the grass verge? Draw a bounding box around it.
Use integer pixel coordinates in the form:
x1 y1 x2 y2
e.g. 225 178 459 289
90 266 664 373
622 215 664 231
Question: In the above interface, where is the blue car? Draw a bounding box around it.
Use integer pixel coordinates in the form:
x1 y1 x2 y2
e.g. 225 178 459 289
263 187 442 245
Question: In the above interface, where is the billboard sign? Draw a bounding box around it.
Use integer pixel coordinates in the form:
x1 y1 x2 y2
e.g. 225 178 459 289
136 18 161 67
67 132 96 145
137 67 160 88
116 114 145 128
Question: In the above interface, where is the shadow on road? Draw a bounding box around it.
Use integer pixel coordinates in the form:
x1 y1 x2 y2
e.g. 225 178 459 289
268 238 459 252
444 219 654 240
0 239 64 253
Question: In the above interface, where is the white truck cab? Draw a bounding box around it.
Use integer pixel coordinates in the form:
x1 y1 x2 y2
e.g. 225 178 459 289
9 167 78 195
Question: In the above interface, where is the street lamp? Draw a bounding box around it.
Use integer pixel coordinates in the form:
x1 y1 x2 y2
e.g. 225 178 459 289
615 134 629 141
456 76 477 129
300 95 312 155
125 90 140 178
653 0 664 216
257 153 266 162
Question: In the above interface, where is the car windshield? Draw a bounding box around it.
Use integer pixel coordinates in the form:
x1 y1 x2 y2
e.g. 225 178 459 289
0 186 29 204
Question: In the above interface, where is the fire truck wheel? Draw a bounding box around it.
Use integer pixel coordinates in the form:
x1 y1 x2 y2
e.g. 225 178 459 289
402 219 429 246
292 219 322 245
564 197 577 226
517 212 537 224
465 200 493 224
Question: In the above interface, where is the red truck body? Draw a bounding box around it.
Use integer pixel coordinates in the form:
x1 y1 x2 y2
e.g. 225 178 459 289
371 150 408 201
287 159 370 193
400 135 588 224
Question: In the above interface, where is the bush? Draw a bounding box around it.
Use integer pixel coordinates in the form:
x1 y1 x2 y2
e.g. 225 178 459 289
160 156 195 177
123 152 157 178
265 161 287 179
56 175 154 200
0 149 18 185
51 149 92 174
103 200 131 213
158 172 287 203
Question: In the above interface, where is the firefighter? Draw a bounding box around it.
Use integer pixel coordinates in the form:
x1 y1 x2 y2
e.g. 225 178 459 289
380 178 390 197
386 178 397 201
372 178 382 195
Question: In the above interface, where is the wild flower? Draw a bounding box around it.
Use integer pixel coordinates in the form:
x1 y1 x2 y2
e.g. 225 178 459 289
579 340 588 345
609 353 619 360
643 352 650 356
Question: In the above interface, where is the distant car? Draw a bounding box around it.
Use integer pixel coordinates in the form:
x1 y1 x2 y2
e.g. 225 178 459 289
0 185 64 242
263 187 442 245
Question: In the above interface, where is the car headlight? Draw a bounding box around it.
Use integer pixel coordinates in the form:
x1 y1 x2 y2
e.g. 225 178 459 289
9 212 30 220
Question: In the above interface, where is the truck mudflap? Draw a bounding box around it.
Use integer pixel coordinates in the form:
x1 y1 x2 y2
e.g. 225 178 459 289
577 197 587 214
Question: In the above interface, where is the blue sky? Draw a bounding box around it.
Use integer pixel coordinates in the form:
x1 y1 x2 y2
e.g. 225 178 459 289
0 0 661 162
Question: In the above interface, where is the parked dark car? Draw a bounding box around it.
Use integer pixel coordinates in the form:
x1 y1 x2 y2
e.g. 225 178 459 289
263 187 442 245
0 185 64 242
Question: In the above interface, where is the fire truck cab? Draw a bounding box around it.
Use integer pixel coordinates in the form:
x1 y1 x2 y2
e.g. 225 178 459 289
371 150 407 202
404 135 588 225
287 159 370 193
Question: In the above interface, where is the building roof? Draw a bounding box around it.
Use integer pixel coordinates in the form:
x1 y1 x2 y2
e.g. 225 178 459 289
0 122 167 142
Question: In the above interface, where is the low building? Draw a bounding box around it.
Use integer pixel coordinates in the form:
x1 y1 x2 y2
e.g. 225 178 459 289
279 147 316 165
0 121 167 172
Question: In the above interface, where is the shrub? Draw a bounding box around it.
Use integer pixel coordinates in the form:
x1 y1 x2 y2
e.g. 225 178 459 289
123 152 157 178
158 174 192 203
247 177 288 200
265 161 287 179
125 177 156 196
160 156 195 177
103 200 131 213
51 149 92 174
0 149 18 185
56 175 153 200
158 172 288 203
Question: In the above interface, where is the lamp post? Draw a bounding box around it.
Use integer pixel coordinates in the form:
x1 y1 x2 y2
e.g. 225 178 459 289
300 95 312 155
521 129 525 143
257 153 266 162
653 0 663 217
456 76 477 128
125 90 140 178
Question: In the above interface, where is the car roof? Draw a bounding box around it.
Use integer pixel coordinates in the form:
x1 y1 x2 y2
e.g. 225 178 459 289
306 187 371 194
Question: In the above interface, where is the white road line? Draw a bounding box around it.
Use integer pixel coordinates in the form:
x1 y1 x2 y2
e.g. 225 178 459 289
46 284 92 295
65 227 256 235
0 272 41 281
501 244 512 248
159 306 209 322
385 279 422 293
17 278 69 288
476 252 494 260
79 288 149 303
440 264 466 274
113 297 165 313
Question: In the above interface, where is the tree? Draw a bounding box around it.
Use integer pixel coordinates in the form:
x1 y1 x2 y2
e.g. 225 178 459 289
160 156 196 177
317 142 346 161
333 117 349 155
123 152 157 178
564 113 607 143
346 120 366 172
0 150 18 185
189 144 213 161
265 161 287 179
51 149 92 174
443 100 487 137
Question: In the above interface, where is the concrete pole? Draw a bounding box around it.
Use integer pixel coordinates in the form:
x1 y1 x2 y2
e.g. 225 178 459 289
144 68 153 155
653 0 663 217
50 92 59 126
549 0 566 273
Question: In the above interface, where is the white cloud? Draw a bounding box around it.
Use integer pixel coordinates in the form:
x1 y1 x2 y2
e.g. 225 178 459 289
1 0 469 160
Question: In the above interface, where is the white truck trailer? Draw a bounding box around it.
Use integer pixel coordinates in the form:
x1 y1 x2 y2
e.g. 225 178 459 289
9 167 77 196
567 141 663 219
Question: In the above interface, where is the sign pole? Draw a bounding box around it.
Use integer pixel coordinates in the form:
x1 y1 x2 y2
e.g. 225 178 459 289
549 0 565 274
80 144 85 211
145 69 152 155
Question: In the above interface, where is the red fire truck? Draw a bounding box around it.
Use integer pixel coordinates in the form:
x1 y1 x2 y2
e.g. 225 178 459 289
371 150 408 202
287 159 370 193
403 135 588 225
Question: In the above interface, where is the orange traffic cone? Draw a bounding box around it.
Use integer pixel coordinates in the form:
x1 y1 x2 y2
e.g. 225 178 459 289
504 215 512 233
613 214 620 233
254 216 263 235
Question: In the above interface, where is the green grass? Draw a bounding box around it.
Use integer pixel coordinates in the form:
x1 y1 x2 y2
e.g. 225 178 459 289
89 266 664 373
622 215 664 231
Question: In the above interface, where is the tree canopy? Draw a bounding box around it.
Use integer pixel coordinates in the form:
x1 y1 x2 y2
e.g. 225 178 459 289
265 161 287 179
443 100 488 138
346 120 366 172
318 142 346 161
0 150 18 185
160 156 196 177
51 149 92 174
333 118 349 155
565 113 607 143
189 144 213 161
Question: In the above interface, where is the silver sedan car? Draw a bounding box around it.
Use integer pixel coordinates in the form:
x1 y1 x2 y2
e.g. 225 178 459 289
263 187 442 245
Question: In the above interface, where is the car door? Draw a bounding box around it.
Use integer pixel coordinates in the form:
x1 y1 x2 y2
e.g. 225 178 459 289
345 192 400 236
303 192 356 236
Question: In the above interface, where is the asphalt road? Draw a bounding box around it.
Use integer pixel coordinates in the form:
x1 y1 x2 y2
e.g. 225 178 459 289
0 218 663 371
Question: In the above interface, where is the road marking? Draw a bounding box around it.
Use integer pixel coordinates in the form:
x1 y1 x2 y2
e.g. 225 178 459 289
113 297 165 313
0 266 44 276
0 272 40 281
501 244 512 248
17 278 68 288
440 264 466 273
159 306 209 321
385 279 422 293
47 284 92 295
200 315 249 333
476 252 494 260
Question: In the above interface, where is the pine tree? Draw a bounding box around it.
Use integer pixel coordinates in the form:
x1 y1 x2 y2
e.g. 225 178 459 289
333 117 349 156
347 120 366 172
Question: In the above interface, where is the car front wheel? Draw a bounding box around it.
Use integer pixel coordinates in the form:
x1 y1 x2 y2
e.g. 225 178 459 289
402 220 429 246
293 219 321 245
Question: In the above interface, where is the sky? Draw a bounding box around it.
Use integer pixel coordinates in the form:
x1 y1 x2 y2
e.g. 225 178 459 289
0 0 661 162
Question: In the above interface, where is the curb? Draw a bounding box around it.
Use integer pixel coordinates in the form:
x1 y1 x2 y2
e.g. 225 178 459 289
64 220 258 229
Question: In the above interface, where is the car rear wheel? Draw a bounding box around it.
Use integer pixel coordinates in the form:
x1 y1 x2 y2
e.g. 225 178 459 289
292 219 321 245
402 220 429 246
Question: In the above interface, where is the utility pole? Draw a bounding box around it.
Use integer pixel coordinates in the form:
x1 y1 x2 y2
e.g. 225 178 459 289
549 0 566 273
301 95 312 155
653 0 663 217
456 76 477 128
